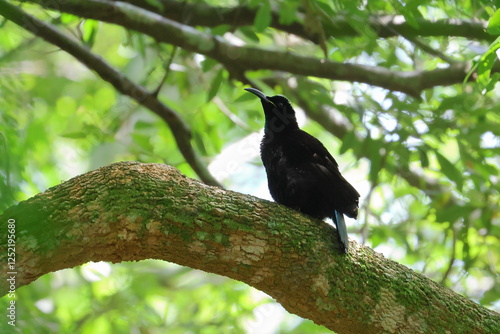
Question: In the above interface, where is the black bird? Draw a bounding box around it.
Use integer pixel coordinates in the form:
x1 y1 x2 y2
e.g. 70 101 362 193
245 87 359 253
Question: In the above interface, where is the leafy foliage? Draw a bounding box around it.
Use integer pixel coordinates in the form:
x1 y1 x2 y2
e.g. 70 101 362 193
0 0 499 332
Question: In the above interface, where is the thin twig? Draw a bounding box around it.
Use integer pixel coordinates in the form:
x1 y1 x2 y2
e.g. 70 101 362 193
400 33 457 64
440 225 458 285
152 45 177 97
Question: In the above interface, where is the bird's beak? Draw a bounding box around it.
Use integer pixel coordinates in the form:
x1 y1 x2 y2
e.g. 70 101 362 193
244 88 275 107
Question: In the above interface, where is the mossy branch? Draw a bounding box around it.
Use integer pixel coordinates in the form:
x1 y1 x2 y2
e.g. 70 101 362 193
0 162 498 334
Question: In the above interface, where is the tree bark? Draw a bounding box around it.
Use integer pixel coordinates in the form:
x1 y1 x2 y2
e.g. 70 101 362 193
1 162 498 334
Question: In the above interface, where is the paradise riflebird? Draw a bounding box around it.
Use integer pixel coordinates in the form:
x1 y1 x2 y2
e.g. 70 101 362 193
245 87 359 253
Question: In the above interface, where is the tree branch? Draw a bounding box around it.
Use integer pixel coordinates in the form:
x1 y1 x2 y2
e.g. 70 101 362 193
23 0 479 97
113 0 493 43
400 34 458 64
0 0 222 187
0 162 498 334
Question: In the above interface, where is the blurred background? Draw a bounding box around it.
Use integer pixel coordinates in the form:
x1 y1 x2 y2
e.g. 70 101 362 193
0 0 499 333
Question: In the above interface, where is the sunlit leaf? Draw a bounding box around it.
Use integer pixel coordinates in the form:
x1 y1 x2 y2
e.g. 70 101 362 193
206 69 224 102
60 131 88 139
464 36 500 92
82 19 99 47
487 9 500 35
211 24 232 36
435 152 464 190
239 26 260 42
132 133 154 152
254 1 272 32
278 1 300 25
201 58 218 72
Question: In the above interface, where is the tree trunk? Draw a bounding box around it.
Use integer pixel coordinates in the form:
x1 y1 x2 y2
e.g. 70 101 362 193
0 162 498 334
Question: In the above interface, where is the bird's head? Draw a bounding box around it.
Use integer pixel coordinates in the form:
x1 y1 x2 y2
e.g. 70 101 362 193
244 88 299 134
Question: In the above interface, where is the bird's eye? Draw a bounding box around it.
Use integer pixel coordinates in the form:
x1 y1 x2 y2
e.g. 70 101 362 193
278 103 283 108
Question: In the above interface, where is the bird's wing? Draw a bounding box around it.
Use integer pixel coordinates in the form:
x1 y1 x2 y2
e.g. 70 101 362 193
293 131 360 216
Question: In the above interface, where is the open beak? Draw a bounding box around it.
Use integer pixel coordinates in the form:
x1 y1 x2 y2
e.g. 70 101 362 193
244 88 275 107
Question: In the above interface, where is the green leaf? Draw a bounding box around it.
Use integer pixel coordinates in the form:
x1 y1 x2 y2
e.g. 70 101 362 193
278 1 299 25
56 96 77 117
367 138 383 183
484 72 500 92
59 13 79 24
60 131 88 139
417 147 429 168
206 69 224 102
480 285 500 305
235 91 260 103
145 0 164 11
254 1 272 32
435 205 470 224
390 0 423 29
82 20 99 47
476 43 499 88
314 0 336 17
132 133 154 152
435 152 463 190
339 131 357 155
211 25 231 36
487 9 500 35
201 58 218 72
134 120 154 130
464 36 500 92
239 27 260 42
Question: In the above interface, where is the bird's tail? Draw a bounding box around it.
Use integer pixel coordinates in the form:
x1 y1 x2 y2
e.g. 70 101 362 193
333 210 348 253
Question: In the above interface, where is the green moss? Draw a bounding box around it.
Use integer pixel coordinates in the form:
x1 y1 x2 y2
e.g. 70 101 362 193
195 231 209 240
212 233 225 244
